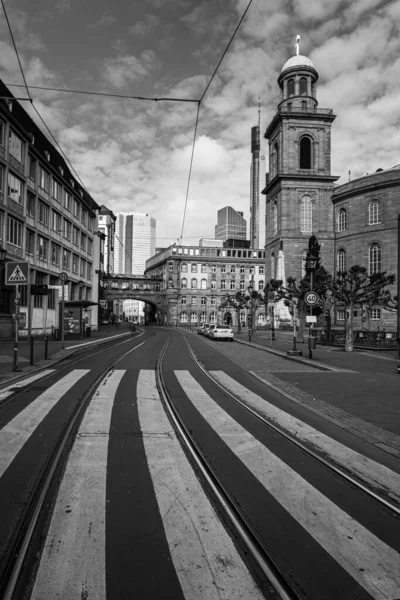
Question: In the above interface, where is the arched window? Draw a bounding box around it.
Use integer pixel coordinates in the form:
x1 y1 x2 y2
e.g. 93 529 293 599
301 195 313 232
369 243 382 274
200 312 207 323
299 77 307 95
272 202 277 235
270 252 275 279
287 78 295 97
209 312 217 324
191 278 197 289
181 263 188 272
337 249 346 273
258 280 264 291
337 208 347 232
191 264 197 273
299 137 312 169
201 264 207 273
181 277 187 289
369 200 381 225
201 278 207 289
301 250 307 277
180 312 188 323
190 313 198 324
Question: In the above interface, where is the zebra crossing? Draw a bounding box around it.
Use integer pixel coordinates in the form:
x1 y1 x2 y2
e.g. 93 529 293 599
1 368 400 599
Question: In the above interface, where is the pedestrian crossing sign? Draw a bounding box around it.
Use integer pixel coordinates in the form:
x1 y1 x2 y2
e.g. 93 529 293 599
6 261 29 286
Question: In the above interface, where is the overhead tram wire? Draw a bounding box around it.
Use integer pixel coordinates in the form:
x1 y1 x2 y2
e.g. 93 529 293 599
178 0 254 242
1 0 31 103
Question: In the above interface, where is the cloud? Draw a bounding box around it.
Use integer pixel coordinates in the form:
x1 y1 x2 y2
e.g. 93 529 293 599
181 3 236 36
128 14 160 37
54 0 71 14
102 50 158 88
88 14 117 28
0 9 45 52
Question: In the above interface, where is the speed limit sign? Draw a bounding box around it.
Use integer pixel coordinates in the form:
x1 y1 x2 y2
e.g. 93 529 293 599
305 291 319 306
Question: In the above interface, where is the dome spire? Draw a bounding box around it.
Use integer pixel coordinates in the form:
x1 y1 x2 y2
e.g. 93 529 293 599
295 34 300 56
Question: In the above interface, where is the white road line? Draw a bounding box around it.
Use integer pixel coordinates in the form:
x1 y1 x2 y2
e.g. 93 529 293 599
175 370 400 600
0 370 55 402
211 371 400 503
0 370 89 478
30 369 125 600
137 370 264 600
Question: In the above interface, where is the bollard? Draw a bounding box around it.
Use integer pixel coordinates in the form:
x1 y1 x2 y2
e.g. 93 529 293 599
30 336 34 365
44 335 49 360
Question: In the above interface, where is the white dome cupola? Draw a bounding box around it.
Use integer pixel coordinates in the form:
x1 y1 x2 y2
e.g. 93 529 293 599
277 36 318 111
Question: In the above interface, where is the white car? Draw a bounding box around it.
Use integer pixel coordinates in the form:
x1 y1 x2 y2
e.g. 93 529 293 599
198 323 209 335
204 324 217 338
210 325 234 341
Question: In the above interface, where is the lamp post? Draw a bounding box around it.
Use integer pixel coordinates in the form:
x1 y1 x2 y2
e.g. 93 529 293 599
0 244 7 314
287 296 302 356
306 254 318 359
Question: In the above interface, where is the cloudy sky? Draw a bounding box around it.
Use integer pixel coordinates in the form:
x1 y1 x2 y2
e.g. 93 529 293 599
1 0 400 248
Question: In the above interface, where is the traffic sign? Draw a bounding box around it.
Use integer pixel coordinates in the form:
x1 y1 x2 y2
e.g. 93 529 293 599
60 272 68 283
305 291 319 306
6 262 29 286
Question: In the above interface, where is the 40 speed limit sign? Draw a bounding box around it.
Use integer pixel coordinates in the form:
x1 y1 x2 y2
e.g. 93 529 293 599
305 291 319 306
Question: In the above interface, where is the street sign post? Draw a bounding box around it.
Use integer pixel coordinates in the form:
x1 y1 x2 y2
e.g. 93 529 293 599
305 291 319 306
5 261 29 286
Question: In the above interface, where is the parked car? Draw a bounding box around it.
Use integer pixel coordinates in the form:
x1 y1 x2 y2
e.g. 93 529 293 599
204 324 217 338
198 323 209 335
209 324 234 341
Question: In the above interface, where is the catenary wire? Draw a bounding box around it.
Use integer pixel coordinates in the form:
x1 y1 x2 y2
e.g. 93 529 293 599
1 0 32 103
179 102 200 244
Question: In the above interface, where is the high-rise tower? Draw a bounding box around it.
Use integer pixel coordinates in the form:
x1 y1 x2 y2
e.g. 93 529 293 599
250 102 261 249
262 38 339 281
114 212 156 275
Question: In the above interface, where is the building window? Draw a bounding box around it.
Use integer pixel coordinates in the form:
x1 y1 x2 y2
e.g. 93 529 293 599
63 249 70 269
210 297 216 306
221 265 226 273
27 193 35 217
369 200 381 225
181 263 188 272
181 296 187 305
287 78 295 97
81 233 87 252
368 243 382 274
191 278 197 289
81 208 87 226
181 277 187 289
201 278 207 289
7 216 23 247
211 265 216 273
230 265 235 273
37 235 48 260
299 137 312 169
300 195 313 232
87 238 92 255
39 166 50 193
9 130 24 163
28 155 36 181
180 312 188 324
259 266 264 275
200 312 207 323
211 280 216 290
72 254 79 274
201 264 207 273
73 226 79 246
240 280 245 290
38 200 49 226
201 296 207 305
88 216 94 232
87 263 92 280
337 310 345 321
191 264 197 273
240 265 245 274
337 208 347 232
63 219 71 240
51 242 61 266
371 308 381 320
7 172 23 204
230 280 236 290
337 249 346 273
64 192 71 212
80 259 86 277
191 296 197 306
271 252 275 279
52 180 62 203
190 313 198 324
168 262 173 271
210 312 217 324
299 77 307 95
73 199 80 219
258 280 264 291
26 229 35 255
51 210 62 233
221 280 226 290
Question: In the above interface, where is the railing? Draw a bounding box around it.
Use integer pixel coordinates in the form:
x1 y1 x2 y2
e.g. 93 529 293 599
314 328 398 349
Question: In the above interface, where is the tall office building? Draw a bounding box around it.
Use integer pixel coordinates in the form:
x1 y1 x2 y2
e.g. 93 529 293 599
215 206 246 241
250 120 261 249
114 212 156 275
98 206 116 275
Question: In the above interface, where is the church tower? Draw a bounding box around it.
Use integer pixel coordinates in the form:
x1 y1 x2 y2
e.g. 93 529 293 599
262 39 339 283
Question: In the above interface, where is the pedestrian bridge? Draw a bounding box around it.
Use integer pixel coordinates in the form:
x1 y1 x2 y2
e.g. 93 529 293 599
99 275 164 309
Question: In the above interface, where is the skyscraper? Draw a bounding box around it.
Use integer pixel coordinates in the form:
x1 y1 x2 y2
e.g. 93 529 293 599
250 120 261 249
215 206 246 241
114 212 156 275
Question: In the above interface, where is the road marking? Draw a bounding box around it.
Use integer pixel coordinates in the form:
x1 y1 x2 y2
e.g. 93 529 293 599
175 370 400 599
0 370 89 478
137 370 264 600
30 370 125 600
0 370 55 402
211 371 400 503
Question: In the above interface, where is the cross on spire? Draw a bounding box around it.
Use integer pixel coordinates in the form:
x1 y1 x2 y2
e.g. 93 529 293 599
295 34 300 56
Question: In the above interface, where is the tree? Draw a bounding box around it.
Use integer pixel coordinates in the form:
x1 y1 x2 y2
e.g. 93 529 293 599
329 266 395 351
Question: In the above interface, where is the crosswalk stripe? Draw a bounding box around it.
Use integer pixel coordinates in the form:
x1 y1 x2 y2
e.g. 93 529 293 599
211 370 400 503
0 370 89 478
137 370 265 600
175 370 400 599
30 369 126 600
0 370 55 402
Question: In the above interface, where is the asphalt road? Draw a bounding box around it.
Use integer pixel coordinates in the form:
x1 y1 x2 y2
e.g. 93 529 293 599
0 328 399 599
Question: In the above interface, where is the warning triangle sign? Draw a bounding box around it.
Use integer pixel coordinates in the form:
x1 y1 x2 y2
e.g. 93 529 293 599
8 265 27 282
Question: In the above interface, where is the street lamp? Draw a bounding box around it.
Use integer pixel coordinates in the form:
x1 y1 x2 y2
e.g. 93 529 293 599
306 254 317 359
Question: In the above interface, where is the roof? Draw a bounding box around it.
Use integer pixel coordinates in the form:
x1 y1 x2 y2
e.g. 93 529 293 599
281 55 314 73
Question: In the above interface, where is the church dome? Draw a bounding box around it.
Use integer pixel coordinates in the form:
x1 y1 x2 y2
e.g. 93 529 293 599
281 55 314 73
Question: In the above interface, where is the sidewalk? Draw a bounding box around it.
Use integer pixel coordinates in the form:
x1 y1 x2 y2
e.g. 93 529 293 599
0 323 136 384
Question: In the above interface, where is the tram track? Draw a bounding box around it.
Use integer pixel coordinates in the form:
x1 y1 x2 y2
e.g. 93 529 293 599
0 337 147 600
183 337 400 517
